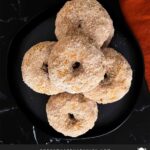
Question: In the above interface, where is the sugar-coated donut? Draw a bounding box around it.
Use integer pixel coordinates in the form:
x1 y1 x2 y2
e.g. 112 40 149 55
46 93 98 137
48 35 106 93
55 0 114 48
83 48 133 104
21 41 63 95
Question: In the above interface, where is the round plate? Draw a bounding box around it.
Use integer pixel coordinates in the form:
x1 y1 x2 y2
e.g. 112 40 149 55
7 0 144 139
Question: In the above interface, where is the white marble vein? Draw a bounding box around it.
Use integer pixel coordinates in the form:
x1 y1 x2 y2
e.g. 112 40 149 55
45 138 72 144
129 133 137 141
45 139 53 145
66 140 71 143
135 105 150 112
0 0 28 24
0 140 4 144
10 0 21 14
49 139 54 143
17 0 21 6
0 17 28 23
19 126 26 137
0 106 18 114
0 91 7 99
32 126 38 144
17 0 21 17
0 18 15 23
55 138 61 142
10 3 17 12
0 36 5 39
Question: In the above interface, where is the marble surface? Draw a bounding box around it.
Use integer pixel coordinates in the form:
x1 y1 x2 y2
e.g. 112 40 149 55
0 0 150 144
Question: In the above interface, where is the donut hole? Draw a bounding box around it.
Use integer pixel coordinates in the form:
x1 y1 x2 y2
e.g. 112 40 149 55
68 113 75 120
68 113 77 123
72 61 83 76
103 73 110 82
78 24 81 28
101 40 109 49
72 62 80 70
41 63 48 73
78 20 82 28
67 113 77 127
100 73 109 84
104 73 108 79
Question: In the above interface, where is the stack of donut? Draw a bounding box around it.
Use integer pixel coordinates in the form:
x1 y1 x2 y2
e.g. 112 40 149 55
21 0 133 137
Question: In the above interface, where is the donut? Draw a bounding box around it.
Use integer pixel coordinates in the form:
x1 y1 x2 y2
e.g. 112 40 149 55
46 93 98 137
83 48 133 104
55 0 114 48
21 41 63 95
48 35 106 93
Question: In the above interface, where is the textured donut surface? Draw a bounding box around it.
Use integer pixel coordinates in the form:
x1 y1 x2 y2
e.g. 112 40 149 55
55 0 114 48
21 41 63 95
83 48 133 104
48 35 106 93
46 93 98 137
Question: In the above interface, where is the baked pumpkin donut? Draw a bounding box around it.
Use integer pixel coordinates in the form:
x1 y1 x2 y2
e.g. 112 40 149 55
83 48 133 104
21 41 63 95
55 0 114 48
48 35 106 93
46 93 98 137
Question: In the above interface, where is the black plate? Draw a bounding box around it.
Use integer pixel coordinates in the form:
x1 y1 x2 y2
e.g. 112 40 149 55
7 0 144 139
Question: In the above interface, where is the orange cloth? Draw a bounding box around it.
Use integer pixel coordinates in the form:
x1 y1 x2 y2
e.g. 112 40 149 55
120 0 150 90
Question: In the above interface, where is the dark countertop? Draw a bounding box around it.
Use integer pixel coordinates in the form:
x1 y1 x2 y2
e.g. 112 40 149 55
0 0 150 144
